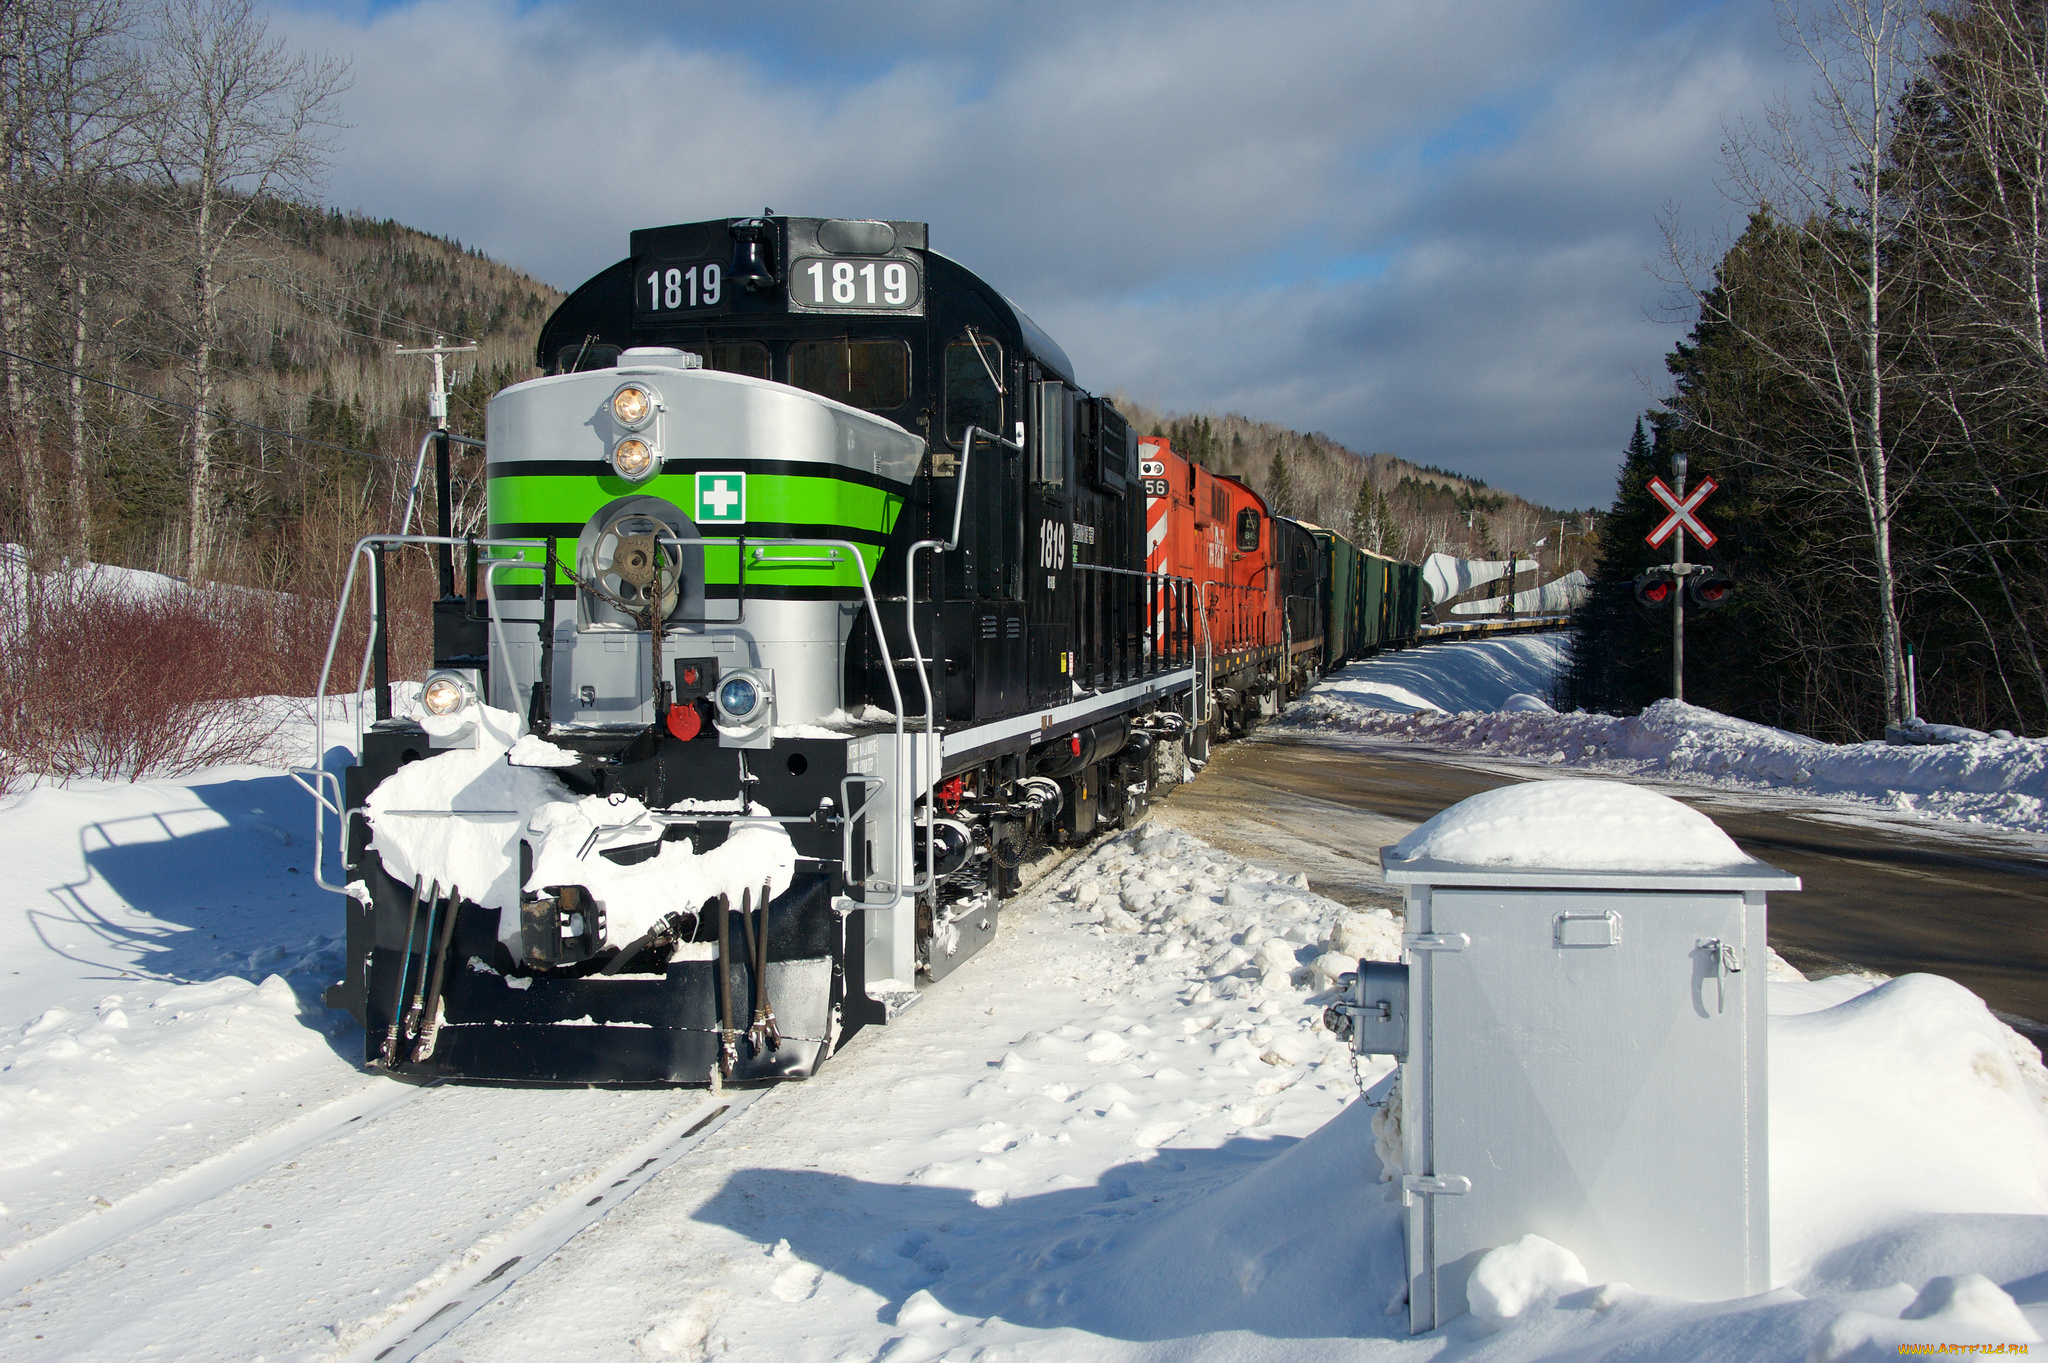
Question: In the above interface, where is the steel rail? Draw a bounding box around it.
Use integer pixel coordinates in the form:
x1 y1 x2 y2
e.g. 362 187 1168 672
340 1089 771 1363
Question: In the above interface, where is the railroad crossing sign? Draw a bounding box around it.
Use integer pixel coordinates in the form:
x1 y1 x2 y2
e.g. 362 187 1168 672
695 471 746 524
1646 475 1718 549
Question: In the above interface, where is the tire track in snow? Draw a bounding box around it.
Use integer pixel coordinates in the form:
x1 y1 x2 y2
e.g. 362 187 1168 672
0 1074 437 1298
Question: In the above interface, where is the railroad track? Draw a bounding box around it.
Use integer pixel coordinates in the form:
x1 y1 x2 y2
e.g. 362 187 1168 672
1 841 1098 1361
0 1072 776 1361
336 1090 766 1363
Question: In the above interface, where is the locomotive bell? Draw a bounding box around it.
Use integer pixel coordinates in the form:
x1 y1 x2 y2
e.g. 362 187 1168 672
730 219 778 291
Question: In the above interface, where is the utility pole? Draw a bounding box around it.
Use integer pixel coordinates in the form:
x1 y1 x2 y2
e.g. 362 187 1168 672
1671 448 1687 703
395 335 479 601
394 334 478 430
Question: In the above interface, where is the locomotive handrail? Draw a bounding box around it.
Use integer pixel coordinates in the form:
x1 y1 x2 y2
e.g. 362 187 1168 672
652 533 916 909
291 534 547 898
311 534 549 761
902 422 1019 901
397 428 485 544
297 529 918 912
1071 563 1197 696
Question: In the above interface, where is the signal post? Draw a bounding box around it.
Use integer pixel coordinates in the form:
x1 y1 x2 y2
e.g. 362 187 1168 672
1634 452 1727 701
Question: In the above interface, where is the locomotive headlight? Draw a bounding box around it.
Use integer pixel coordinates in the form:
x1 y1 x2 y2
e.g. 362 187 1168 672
610 384 656 428
715 671 770 726
420 671 472 717
611 437 658 482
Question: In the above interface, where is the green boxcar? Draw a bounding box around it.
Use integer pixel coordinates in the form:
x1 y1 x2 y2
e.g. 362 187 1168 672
1392 559 1424 640
1360 550 1390 648
1308 527 1365 668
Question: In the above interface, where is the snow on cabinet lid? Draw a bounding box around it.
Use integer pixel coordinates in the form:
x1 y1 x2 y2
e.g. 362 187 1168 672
1379 778 1800 891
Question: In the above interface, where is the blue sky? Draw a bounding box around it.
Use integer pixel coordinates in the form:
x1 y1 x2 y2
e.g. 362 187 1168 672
276 0 1789 508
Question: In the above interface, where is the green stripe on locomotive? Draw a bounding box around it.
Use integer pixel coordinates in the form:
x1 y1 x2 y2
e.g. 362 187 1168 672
485 467 906 594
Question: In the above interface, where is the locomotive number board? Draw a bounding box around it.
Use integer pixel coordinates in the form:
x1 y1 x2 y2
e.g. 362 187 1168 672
787 256 924 314
637 258 728 317
634 254 927 317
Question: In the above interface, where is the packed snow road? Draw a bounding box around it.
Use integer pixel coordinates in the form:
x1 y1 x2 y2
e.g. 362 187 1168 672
1192 635 2048 1047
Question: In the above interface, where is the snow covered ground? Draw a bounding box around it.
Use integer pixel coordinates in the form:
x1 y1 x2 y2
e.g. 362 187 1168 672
1 640 2045 1359
1291 633 2048 835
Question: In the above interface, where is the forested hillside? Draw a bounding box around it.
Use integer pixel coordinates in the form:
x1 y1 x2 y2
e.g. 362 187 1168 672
5 193 557 592
1564 0 2048 741
102 204 552 588
1111 396 1598 582
0 0 559 597
0 0 1588 618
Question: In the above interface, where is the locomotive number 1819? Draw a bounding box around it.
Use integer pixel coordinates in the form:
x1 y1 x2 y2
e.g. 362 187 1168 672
1038 517 1068 570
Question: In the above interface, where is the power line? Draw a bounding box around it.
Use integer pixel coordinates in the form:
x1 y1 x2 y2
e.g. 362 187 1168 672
0 345 410 466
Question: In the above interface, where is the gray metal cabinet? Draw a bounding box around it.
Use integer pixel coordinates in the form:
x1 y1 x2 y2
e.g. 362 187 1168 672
1378 858 1797 1333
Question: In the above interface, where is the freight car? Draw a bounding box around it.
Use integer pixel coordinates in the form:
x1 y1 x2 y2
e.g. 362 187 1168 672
307 215 1424 1087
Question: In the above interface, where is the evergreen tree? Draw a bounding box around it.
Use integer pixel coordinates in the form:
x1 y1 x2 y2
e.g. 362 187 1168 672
1350 474 1389 553
1268 446 1295 516
1561 418 1665 714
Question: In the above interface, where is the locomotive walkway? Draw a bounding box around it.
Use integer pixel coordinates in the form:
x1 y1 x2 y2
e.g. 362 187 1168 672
1155 730 2048 1051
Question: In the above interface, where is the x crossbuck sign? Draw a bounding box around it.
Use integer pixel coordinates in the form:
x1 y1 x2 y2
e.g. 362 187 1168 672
1646 475 1718 549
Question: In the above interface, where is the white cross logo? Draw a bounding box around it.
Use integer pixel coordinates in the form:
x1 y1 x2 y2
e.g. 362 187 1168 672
1645 475 1718 549
696 472 745 523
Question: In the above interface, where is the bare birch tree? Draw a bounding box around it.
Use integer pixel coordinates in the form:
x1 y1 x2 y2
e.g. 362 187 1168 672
39 0 144 561
1898 0 2048 716
143 0 344 577
0 0 145 563
1 1 61 556
1669 0 1924 725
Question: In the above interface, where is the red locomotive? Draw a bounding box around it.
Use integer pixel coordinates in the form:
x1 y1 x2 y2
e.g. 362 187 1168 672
1141 435 1332 753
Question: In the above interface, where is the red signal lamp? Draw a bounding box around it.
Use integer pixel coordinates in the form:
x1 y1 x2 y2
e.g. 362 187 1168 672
1633 569 1677 608
665 701 704 741
1688 570 1735 609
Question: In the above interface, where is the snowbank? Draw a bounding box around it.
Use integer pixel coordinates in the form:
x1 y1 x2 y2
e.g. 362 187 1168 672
0 761 364 1260
1389 777 1756 871
5 755 2048 1360
642 822 2048 1363
1308 633 1570 715
1010 840 2048 1357
1 973 336 1172
1771 972 2048 1284
1293 639 2048 833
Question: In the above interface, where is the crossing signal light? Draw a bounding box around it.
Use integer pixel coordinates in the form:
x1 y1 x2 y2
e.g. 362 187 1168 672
1633 569 1676 608
1688 570 1734 609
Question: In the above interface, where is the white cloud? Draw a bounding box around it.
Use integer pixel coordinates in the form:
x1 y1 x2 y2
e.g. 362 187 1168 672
276 0 1791 507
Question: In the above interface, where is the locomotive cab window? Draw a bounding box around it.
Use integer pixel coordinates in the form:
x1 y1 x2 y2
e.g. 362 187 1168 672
1032 380 1074 488
681 341 770 380
945 335 1002 447
1236 507 1260 552
556 343 621 374
790 337 910 409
